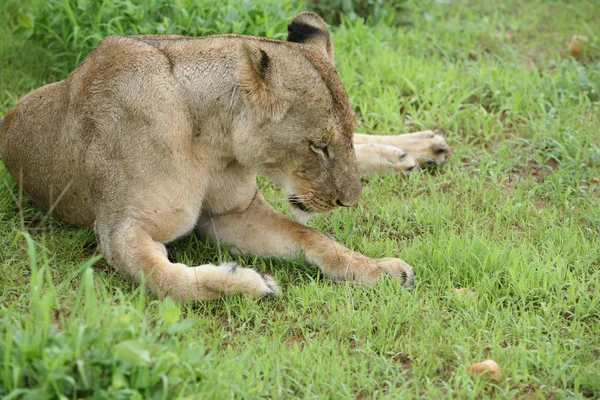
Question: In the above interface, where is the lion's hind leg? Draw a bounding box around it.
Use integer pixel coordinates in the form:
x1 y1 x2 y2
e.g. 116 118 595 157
95 220 278 301
354 143 417 176
354 130 449 169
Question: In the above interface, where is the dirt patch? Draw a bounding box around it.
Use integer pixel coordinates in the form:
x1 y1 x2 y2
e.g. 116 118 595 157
390 352 413 371
502 174 518 196
501 157 559 199
528 157 559 182
535 196 550 210
24 218 45 235
283 329 306 348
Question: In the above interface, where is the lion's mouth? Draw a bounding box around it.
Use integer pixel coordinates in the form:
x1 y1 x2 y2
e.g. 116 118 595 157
288 195 311 213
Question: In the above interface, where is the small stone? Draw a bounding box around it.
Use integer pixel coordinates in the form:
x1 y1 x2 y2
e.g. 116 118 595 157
569 35 589 59
467 359 501 380
454 288 475 298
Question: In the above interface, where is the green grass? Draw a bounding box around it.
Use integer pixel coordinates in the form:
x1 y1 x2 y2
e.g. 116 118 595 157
1 0 600 398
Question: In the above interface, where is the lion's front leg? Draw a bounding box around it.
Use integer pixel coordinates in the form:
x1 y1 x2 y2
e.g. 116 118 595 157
354 130 449 170
94 215 278 302
198 193 413 287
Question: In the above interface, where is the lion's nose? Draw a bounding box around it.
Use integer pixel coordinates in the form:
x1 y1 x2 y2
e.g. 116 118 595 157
333 169 362 208
335 182 362 208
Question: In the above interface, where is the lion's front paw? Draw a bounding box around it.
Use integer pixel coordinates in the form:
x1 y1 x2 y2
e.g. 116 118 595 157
330 255 414 287
184 263 279 299
373 257 414 287
400 130 449 168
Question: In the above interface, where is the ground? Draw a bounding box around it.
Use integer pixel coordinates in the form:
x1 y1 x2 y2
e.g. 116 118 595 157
1 0 599 398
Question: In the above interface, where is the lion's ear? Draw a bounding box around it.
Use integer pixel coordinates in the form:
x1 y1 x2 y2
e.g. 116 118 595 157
287 12 334 64
236 43 287 122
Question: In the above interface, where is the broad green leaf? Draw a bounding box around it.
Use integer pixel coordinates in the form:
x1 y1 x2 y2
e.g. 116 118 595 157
16 12 34 29
113 340 151 366
166 318 197 335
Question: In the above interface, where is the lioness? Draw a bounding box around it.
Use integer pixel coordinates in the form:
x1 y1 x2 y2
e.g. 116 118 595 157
0 12 447 300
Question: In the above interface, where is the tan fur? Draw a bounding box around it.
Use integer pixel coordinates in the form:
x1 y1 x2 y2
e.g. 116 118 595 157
355 144 417 176
0 13 441 301
354 131 449 174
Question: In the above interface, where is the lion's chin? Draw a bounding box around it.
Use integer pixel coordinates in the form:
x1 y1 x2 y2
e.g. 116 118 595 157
287 195 316 223
287 193 339 220
290 206 315 224
287 195 307 211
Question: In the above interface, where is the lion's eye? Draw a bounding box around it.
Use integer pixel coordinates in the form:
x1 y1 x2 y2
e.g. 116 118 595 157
310 141 329 158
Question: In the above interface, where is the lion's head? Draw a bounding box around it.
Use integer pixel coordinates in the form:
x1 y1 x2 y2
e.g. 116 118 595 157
234 12 361 214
